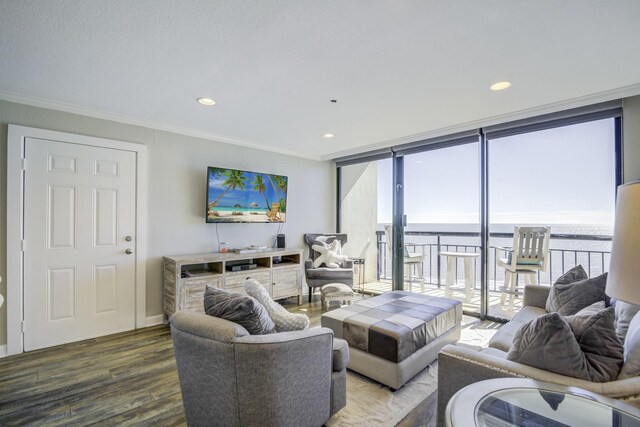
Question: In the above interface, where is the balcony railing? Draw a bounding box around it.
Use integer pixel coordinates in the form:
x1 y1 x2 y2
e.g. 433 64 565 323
375 230 612 292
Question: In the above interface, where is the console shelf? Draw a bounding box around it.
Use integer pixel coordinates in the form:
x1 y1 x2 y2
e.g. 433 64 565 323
163 248 303 321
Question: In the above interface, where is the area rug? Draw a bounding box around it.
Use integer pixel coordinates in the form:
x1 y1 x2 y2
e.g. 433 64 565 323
324 315 499 427
325 362 438 427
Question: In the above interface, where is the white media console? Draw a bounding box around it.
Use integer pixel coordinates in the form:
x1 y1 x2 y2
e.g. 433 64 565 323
163 248 303 321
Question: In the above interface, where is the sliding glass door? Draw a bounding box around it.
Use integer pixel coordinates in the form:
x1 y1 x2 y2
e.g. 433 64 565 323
401 142 481 314
487 118 617 320
336 103 621 320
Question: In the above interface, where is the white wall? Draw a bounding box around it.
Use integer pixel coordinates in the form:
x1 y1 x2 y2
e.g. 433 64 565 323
0 99 335 346
623 95 640 183
340 162 378 283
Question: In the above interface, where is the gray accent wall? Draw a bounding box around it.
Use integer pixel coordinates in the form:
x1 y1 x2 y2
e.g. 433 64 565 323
0 100 335 347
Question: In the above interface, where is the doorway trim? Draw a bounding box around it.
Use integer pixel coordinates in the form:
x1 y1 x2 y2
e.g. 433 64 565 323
7 125 148 356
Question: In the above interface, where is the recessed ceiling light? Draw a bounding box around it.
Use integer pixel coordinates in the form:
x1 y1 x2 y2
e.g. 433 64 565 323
197 97 216 106
322 133 335 139
490 81 511 91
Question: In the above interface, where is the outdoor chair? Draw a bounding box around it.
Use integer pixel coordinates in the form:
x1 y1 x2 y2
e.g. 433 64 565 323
384 225 424 292
496 225 551 309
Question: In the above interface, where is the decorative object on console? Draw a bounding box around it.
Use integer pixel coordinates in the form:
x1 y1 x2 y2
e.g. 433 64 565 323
244 279 309 332
303 233 354 303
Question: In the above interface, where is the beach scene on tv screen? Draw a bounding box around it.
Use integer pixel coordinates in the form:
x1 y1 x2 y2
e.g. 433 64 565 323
207 167 287 223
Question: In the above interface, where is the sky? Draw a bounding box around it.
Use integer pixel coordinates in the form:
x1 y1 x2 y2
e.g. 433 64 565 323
376 118 616 229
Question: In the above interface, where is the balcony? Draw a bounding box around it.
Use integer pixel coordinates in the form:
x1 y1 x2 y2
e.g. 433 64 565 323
356 230 612 320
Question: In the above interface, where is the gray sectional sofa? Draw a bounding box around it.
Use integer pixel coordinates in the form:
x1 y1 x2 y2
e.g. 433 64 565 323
437 285 640 427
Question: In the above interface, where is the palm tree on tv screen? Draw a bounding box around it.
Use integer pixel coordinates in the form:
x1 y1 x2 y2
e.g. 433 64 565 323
274 175 287 213
209 169 248 207
252 174 270 210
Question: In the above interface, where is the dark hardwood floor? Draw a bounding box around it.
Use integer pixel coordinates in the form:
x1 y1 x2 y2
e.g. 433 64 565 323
0 295 435 426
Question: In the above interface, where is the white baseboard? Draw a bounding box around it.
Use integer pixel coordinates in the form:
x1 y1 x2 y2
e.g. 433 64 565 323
146 314 165 327
0 345 7 358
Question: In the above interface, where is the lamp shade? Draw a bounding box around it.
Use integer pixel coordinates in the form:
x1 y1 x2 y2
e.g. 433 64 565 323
606 181 640 305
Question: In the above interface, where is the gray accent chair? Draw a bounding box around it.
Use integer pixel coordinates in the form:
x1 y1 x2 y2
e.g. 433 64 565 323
170 311 348 427
304 233 354 303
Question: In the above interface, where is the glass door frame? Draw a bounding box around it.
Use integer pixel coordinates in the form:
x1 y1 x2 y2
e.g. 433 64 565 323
336 102 623 320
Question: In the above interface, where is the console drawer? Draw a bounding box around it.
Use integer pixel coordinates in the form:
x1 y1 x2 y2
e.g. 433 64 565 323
224 270 271 293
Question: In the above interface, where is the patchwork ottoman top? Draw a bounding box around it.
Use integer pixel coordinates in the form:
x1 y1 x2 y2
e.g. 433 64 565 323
321 291 462 363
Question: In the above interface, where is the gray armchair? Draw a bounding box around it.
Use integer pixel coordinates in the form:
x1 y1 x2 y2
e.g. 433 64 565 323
170 311 348 427
303 233 354 303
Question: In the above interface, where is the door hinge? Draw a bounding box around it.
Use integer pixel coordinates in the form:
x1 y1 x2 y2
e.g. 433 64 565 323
21 321 25 333
21 158 27 170
21 239 26 252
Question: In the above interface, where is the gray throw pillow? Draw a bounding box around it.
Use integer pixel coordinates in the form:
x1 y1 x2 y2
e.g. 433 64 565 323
553 264 589 285
618 312 640 379
507 307 624 382
203 286 275 335
546 270 609 315
544 265 588 313
564 305 623 382
507 313 589 379
615 301 640 344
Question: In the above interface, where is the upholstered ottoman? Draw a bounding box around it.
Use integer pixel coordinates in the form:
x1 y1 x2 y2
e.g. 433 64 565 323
320 283 360 310
321 291 462 389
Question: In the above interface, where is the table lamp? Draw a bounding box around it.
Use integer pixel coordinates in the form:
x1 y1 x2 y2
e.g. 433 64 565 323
606 181 640 304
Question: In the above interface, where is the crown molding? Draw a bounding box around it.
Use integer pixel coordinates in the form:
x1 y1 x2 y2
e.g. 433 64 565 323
0 90 322 161
323 83 640 161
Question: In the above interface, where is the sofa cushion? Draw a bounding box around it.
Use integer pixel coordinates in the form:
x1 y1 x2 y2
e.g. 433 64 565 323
553 264 589 285
564 305 623 382
546 269 609 315
488 306 546 352
203 286 275 335
619 312 640 379
306 267 353 280
508 308 623 382
507 313 588 379
615 301 640 344
512 306 548 325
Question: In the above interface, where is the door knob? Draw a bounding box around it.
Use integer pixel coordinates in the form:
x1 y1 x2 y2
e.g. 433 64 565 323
125 236 133 242
125 248 134 255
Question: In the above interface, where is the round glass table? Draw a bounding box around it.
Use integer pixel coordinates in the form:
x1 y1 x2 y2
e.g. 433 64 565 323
445 378 640 427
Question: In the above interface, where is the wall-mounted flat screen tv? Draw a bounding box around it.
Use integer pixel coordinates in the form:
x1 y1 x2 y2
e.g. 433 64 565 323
206 166 288 223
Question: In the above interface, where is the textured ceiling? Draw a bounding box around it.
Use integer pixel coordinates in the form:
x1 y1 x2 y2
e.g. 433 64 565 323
1 0 640 160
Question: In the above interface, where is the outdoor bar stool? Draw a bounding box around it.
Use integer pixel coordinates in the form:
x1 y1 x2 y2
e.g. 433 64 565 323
440 251 480 301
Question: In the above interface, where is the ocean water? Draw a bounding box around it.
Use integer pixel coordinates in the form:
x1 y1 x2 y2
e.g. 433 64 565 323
210 206 269 213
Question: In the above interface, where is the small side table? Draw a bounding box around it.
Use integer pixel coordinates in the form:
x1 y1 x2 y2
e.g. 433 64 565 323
349 258 365 291
440 251 479 301
445 378 640 427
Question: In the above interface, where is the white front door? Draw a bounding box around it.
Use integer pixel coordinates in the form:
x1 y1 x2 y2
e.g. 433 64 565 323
23 137 137 351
